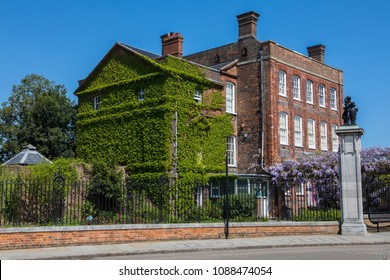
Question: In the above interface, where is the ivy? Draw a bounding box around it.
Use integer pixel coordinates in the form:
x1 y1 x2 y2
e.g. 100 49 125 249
76 47 233 189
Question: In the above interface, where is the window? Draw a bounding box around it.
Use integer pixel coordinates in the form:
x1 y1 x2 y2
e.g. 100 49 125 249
330 88 337 110
332 124 339 152
195 187 203 206
279 112 288 145
194 90 202 103
306 80 313 104
319 85 325 107
138 89 145 101
320 122 328 151
93 96 101 110
308 119 316 149
227 136 236 166
278 71 286 96
292 75 301 100
225 82 235 113
297 182 305 196
210 180 222 198
294 116 303 147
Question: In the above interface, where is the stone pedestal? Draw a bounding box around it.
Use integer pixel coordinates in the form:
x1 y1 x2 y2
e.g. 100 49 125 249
335 125 367 235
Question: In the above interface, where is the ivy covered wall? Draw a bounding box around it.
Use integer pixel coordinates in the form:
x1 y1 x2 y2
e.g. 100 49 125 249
76 47 233 184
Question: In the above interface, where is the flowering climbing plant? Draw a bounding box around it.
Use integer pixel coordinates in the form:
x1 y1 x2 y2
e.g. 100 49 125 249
265 147 390 208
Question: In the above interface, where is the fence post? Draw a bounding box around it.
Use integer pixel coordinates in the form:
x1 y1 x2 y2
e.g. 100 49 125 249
224 151 229 239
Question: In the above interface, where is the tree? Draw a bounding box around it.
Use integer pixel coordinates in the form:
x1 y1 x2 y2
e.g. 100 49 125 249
0 74 76 161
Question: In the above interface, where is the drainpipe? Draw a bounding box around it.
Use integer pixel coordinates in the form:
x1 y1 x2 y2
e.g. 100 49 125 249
259 46 265 168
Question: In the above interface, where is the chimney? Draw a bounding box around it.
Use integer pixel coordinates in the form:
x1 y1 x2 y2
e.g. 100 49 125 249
161 32 183 57
307 44 326 63
237 11 260 40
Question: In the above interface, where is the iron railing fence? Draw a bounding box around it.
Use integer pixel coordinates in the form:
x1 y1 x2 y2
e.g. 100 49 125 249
0 178 340 227
363 178 390 214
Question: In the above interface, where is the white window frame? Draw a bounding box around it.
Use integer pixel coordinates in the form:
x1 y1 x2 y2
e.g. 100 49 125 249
194 90 202 103
138 89 145 101
308 119 316 149
332 124 339 152
93 96 101 110
195 187 203 206
225 82 235 113
306 80 313 104
294 115 303 147
297 182 305 196
320 122 328 151
227 136 236 166
292 75 301 100
319 85 325 107
279 112 288 145
330 88 337 111
278 70 287 97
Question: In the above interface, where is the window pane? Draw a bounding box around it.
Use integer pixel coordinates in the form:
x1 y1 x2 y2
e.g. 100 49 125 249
294 116 302 147
330 88 337 110
293 75 300 100
308 119 315 148
227 136 236 166
278 71 286 96
226 83 235 113
280 113 288 145
319 85 325 107
320 122 327 151
306 80 313 103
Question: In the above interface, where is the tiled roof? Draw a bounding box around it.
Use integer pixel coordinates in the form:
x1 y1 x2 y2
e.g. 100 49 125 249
119 43 161 59
209 60 237 70
2 144 52 165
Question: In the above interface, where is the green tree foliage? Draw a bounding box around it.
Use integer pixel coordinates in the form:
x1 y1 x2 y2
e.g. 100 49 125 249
86 158 124 214
0 74 76 161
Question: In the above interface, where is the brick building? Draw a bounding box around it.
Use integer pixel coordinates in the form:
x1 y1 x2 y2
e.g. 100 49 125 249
75 10 343 190
184 11 343 175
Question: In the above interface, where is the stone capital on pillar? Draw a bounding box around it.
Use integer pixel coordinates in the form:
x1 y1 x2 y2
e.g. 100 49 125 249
335 125 367 235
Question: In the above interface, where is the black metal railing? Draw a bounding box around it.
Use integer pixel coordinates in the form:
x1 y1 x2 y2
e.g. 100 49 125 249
363 178 390 214
0 178 341 227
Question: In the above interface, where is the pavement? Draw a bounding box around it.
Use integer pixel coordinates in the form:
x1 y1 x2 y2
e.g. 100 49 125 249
1 231 390 260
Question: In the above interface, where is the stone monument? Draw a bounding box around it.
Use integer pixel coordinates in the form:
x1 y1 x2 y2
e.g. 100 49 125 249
335 96 367 235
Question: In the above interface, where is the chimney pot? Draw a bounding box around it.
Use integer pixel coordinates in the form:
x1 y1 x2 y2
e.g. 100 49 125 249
161 32 183 58
307 44 326 63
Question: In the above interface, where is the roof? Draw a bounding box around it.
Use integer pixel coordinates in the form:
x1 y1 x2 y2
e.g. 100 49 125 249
119 43 161 59
209 60 237 70
2 144 52 166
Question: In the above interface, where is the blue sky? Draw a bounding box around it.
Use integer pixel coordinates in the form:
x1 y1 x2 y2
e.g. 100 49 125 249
0 0 389 148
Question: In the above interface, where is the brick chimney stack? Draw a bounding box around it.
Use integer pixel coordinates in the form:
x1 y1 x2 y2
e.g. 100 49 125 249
161 32 183 57
307 44 326 63
237 11 260 40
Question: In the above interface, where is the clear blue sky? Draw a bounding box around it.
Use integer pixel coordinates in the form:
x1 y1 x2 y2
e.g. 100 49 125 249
1 0 389 148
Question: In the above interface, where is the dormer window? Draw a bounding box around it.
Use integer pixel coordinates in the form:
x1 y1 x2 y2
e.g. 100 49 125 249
138 89 145 101
194 90 202 103
93 96 101 110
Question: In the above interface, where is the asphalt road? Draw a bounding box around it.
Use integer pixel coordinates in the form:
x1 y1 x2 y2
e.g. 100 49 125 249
94 244 390 260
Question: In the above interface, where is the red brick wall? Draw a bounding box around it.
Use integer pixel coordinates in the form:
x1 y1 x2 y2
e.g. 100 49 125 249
0 222 339 250
261 41 343 165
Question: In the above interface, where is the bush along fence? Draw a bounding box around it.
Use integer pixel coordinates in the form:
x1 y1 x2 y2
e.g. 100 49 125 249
0 176 342 227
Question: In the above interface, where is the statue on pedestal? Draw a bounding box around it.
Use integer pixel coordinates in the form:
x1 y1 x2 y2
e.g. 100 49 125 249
342 96 358 125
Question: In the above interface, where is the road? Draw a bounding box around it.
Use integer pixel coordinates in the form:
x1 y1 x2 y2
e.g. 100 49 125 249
94 244 390 260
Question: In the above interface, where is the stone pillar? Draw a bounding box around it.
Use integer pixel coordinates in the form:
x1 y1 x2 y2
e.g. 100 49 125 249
335 125 367 235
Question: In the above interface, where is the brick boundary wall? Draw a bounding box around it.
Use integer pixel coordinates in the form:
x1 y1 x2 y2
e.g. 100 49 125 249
0 222 340 250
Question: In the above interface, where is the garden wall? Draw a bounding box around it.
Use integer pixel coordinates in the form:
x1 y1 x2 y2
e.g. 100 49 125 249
0 221 339 250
